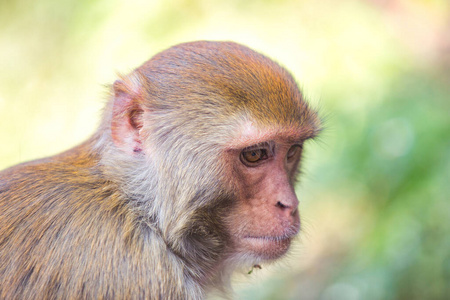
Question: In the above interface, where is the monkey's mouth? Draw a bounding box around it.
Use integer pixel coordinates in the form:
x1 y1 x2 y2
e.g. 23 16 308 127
242 235 293 260
244 236 292 242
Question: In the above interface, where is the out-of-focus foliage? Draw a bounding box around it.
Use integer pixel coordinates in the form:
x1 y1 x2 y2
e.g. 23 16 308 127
0 0 448 299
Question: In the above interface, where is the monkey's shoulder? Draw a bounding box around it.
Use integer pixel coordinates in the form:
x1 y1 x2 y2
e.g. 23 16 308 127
0 149 144 256
0 148 128 227
1 152 98 194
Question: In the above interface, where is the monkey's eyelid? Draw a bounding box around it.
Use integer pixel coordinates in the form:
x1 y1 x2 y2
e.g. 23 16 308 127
242 141 275 154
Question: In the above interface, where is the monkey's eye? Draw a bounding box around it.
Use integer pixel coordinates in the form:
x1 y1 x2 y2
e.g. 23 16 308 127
287 144 302 161
240 149 268 166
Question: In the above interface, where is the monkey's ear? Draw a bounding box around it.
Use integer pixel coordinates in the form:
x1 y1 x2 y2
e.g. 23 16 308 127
111 77 145 155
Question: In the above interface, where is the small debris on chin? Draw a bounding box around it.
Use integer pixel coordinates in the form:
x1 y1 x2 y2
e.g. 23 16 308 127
247 264 262 274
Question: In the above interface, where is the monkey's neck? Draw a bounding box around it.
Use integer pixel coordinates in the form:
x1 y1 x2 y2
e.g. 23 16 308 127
87 133 234 293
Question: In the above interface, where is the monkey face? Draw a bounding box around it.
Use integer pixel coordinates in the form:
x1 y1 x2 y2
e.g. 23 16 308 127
224 125 306 262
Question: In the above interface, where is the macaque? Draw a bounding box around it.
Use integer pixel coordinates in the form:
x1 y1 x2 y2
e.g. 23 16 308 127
0 41 320 299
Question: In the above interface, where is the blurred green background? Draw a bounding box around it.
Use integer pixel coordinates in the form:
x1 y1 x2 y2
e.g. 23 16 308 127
0 0 449 299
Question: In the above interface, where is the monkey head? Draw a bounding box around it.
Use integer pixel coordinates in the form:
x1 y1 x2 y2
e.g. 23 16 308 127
105 41 320 272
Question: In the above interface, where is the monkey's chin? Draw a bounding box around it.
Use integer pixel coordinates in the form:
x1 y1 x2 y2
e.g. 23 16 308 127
241 236 292 261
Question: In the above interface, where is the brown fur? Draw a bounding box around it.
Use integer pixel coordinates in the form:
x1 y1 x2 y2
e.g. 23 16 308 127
0 41 320 299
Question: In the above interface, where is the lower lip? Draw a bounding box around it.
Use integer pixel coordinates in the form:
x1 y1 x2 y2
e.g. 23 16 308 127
243 236 292 248
243 236 292 258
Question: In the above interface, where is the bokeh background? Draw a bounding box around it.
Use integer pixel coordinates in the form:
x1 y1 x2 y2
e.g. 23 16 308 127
0 0 449 299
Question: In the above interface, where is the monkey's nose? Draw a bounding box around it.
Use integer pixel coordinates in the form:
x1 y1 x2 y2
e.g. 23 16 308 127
275 199 298 217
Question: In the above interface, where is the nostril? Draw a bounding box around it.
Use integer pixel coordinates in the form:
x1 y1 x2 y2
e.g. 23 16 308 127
276 201 289 209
